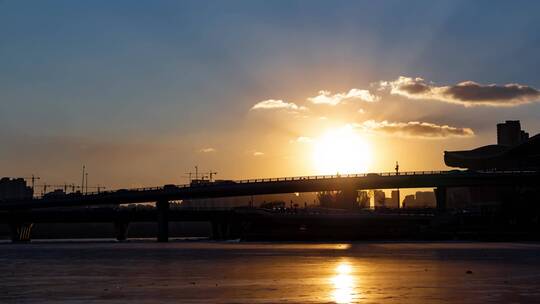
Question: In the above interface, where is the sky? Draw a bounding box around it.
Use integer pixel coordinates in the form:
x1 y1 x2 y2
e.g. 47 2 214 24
2 1 540 189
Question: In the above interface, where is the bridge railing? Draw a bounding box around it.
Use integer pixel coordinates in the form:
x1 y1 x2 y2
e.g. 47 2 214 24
231 170 449 184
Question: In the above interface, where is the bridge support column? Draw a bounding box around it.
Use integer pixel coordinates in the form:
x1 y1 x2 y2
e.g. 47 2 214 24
338 186 358 209
114 220 130 241
10 222 34 243
156 200 169 242
211 221 231 240
435 186 447 212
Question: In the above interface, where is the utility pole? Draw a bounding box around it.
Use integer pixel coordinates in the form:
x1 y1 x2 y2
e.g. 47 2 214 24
195 165 199 180
85 172 89 194
81 165 86 193
395 161 400 208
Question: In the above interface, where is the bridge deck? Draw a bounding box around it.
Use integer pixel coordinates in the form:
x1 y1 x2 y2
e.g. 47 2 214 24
1 170 539 210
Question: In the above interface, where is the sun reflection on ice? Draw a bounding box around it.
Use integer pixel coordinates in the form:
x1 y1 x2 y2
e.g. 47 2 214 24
331 261 356 304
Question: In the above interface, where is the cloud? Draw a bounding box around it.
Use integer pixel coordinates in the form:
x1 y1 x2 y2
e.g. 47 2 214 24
290 136 312 144
357 120 474 139
199 147 216 153
382 76 540 107
253 151 265 156
308 88 380 105
251 99 307 111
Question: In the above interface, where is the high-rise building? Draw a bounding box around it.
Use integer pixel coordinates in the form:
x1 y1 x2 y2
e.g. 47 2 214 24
401 191 436 208
373 190 386 209
402 195 416 208
384 190 400 209
497 120 524 146
0 177 33 200
357 191 370 209
415 191 436 208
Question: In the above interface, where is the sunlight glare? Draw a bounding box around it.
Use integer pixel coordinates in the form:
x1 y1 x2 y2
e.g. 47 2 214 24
313 125 372 175
331 262 355 304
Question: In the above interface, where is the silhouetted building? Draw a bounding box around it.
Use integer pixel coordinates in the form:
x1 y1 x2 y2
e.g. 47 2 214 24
373 190 385 208
0 177 33 201
445 120 540 170
415 191 436 208
402 195 416 208
182 192 318 209
384 190 400 209
402 191 435 208
497 120 527 147
358 191 370 208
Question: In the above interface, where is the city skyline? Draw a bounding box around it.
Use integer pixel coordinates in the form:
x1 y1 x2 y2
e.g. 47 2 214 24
2 1 540 188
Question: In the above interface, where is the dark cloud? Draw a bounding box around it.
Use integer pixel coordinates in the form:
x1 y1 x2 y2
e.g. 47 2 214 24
383 76 540 107
357 120 474 139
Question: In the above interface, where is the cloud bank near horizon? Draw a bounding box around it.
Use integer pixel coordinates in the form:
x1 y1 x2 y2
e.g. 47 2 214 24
381 76 540 107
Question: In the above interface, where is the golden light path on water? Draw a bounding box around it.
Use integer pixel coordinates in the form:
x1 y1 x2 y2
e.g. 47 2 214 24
331 260 357 303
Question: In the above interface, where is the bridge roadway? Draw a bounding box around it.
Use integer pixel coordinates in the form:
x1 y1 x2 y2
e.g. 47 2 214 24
2 170 539 242
1 170 539 210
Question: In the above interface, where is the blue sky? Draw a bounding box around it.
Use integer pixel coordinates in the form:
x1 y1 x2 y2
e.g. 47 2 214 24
2 1 540 187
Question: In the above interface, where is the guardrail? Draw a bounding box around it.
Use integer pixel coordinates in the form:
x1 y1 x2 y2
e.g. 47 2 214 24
232 170 448 184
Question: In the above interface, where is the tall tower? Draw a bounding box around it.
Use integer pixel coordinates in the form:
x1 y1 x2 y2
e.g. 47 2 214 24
497 120 522 146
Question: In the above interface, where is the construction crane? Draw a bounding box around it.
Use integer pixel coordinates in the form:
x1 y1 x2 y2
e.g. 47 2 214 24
20 175 40 192
185 168 218 183
184 172 193 183
36 184 77 195
205 171 218 182
184 166 200 182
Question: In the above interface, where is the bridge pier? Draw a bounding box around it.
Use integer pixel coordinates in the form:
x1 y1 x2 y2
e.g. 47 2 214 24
211 221 231 240
10 222 34 243
156 200 169 242
114 220 130 241
435 186 447 212
338 185 358 209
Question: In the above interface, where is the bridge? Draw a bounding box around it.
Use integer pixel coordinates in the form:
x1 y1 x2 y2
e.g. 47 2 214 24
2 170 539 242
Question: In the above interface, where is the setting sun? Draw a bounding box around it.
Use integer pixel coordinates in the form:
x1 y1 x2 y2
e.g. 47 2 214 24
312 125 372 175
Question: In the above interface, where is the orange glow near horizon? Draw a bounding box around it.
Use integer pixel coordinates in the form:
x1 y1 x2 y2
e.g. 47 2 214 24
312 125 372 175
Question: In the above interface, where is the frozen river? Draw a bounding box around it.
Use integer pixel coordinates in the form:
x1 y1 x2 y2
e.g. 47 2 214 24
1 240 540 303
